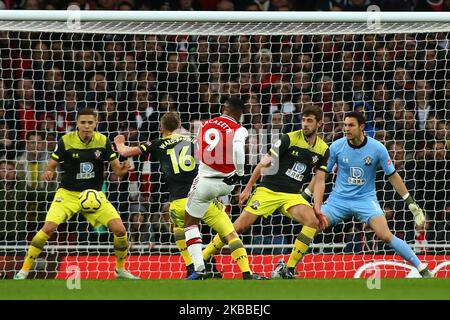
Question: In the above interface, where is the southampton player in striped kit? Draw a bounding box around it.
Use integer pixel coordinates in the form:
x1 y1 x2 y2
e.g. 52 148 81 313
184 97 266 280
309 111 433 278
15 108 139 280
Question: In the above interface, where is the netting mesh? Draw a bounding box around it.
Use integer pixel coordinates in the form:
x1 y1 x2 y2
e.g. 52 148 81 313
0 22 449 279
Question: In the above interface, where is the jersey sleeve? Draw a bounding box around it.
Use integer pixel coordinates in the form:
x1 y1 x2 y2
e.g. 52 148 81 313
268 134 290 159
233 127 248 144
51 138 65 162
378 143 396 176
105 139 118 162
233 127 248 176
139 141 152 156
316 147 330 172
326 143 337 173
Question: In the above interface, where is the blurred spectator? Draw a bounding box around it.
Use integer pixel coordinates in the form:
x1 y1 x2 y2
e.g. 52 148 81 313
411 79 434 130
16 131 57 227
0 160 27 242
12 78 43 148
0 119 15 160
216 0 234 10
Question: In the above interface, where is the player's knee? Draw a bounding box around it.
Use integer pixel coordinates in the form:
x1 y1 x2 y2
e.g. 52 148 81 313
233 223 246 234
303 216 319 229
379 232 393 243
114 227 127 237
41 222 57 236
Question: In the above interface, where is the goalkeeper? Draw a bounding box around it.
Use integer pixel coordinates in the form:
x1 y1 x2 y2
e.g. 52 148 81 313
15 108 139 280
114 112 264 280
303 112 432 278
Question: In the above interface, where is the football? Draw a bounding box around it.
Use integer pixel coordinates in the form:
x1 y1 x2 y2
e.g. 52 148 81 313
78 189 102 213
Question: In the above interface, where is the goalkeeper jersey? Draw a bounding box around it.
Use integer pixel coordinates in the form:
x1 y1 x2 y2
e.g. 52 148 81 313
326 136 396 199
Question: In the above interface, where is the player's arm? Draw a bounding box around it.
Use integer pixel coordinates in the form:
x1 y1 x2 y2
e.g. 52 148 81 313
42 158 58 181
238 134 290 207
224 127 249 185
110 158 130 177
388 172 425 226
114 134 143 157
380 143 425 226
43 137 65 181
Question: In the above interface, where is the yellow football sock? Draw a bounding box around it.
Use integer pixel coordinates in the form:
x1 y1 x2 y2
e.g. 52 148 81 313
287 226 316 269
174 227 193 267
114 234 128 271
22 230 49 272
229 237 251 273
202 234 225 261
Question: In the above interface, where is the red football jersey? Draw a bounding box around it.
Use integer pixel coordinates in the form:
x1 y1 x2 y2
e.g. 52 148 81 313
197 115 242 174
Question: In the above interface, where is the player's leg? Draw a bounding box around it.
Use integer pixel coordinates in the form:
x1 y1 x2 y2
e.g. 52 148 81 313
94 194 139 279
14 221 58 280
202 209 259 261
204 202 266 279
271 195 346 279
168 199 195 277
203 185 276 262
106 218 139 279
185 177 225 278
283 203 319 278
369 215 433 278
15 188 76 280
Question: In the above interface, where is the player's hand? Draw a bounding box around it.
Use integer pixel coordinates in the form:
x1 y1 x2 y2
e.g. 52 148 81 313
42 170 54 181
409 202 425 227
238 187 251 208
114 134 126 146
223 173 242 186
314 205 328 230
121 160 131 172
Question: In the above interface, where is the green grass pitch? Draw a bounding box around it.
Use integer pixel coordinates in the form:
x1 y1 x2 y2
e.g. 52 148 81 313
1 279 449 300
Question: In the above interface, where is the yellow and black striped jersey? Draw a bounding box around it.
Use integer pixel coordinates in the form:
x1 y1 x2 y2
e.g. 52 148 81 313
51 131 117 191
139 133 197 201
260 130 329 194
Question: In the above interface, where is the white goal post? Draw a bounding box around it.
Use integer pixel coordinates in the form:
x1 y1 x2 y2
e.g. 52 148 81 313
0 10 448 279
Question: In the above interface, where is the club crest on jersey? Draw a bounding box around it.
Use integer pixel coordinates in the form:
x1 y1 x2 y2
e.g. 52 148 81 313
364 156 372 166
94 150 102 159
251 200 260 210
312 155 319 164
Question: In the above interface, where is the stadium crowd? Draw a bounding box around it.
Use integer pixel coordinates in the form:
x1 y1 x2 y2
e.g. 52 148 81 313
0 0 449 256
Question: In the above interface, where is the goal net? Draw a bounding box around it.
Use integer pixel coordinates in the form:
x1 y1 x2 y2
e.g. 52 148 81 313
0 11 449 279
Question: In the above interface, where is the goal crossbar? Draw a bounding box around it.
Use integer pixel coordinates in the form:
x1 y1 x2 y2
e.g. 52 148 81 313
1 11 450 35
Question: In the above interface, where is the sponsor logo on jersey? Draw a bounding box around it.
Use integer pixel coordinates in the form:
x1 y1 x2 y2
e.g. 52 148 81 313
364 156 372 166
251 200 260 210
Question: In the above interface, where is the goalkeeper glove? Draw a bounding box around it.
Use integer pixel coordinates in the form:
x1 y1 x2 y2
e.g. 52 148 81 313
301 187 313 204
403 193 425 226
223 173 242 186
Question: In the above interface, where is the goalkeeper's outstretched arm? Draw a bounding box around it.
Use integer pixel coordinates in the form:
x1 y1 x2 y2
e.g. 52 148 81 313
388 172 426 226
